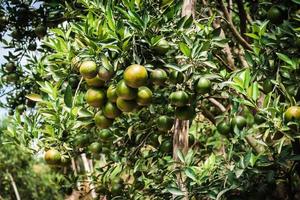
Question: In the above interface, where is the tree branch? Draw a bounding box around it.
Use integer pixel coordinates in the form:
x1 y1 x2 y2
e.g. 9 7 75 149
202 0 236 71
236 0 248 41
208 97 226 112
218 0 252 51
7 171 21 200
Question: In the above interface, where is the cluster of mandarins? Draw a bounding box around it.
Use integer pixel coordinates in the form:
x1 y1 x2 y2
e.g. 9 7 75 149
73 56 213 132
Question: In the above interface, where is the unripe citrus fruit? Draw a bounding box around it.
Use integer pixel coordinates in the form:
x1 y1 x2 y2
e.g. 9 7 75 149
74 134 89 148
196 77 211 94
152 39 170 55
94 111 114 128
98 65 114 81
231 116 247 130
157 116 173 132
285 106 300 121
150 69 168 85
160 140 172 153
85 88 106 108
217 120 231 135
116 80 137 100
89 142 102 154
136 86 152 106
107 85 118 103
5 62 16 72
34 25 47 38
123 64 148 88
169 71 184 84
44 149 61 165
80 60 98 79
99 129 113 141
102 102 121 119
169 91 189 107
116 97 137 112
267 6 283 24
85 76 105 88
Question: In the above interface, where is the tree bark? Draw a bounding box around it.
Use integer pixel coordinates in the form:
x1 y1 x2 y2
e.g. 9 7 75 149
81 154 97 199
172 1 196 200
182 0 196 17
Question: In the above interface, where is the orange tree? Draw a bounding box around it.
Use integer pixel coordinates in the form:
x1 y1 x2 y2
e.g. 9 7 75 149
3 0 300 199
0 117 66 199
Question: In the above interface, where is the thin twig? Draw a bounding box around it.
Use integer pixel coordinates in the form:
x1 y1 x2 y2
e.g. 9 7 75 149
208 97 226 112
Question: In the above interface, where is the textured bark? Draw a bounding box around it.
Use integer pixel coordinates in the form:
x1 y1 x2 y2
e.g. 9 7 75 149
173 119 190 160
172 2 196 199
182 0 196 17
81 154 97 199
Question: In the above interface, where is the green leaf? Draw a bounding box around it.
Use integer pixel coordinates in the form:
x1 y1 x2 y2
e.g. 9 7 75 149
166 187 184 196
245 33 259 40
247 82 259 101
185 167 197 181
203 61 217 69
176 149 185 163
276 53 294 67
64 85 73 108
25 94 42 102
179 42 191 57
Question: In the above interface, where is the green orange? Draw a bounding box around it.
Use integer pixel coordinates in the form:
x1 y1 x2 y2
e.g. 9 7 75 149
123 64 148 88
85 88 106 108
85 76 105 88
116 97 137 112
267 6 282 24
157 116 173 132
216 120 231 135
284 106 300 121
102 102 121 119
169 91 189 107
231 116 247 130
74 134 89 148
169 71 184 84
160 140 172 153
196 77 211 94
107 85 118 103
136 86 152 106
116 79 137 100
98 65 114 81
262 79 273 94
44 149 61 165
152 39 170 55
80 60 98 78
99 129 113 141
89 142 102 154
94 111 114 128
150 69 168 85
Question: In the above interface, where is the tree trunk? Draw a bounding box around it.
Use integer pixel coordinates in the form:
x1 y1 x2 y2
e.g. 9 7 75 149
182 0 196 18
172 2 196 199
81 154 97 199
